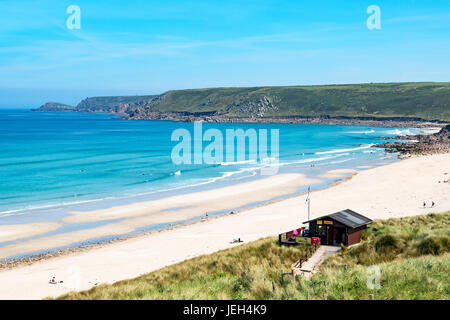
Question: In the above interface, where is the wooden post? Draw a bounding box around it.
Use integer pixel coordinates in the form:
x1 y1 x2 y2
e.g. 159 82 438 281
311 279 315 295
369 294 374 300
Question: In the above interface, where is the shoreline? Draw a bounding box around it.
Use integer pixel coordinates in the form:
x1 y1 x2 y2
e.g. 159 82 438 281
126 114 448 129
0 121 445 266
0 169 357 270
0 173 322 261
376 124 450 156
31 108 448 128
0 153 448 299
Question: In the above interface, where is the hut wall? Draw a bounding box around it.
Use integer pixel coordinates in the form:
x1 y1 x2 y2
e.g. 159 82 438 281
347 229 365 246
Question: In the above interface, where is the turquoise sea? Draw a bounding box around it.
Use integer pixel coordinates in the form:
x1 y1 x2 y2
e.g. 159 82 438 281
0 109 417 228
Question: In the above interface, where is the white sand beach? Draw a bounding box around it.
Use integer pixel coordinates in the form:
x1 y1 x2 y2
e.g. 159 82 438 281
0 173 318 260
0 153 449 299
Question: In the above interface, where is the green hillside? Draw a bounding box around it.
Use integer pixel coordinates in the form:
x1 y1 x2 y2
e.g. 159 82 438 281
140 82 450 120
33 102 75 112
56 211 450 300
35 82 450 121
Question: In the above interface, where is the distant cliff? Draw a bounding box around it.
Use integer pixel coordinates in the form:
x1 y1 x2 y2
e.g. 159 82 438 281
76 95 157 114
34 82 450 122
33 102 75 112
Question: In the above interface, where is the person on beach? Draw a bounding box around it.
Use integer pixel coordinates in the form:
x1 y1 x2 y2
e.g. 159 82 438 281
432 201 435 208
49 277 57 284
423 201 426 208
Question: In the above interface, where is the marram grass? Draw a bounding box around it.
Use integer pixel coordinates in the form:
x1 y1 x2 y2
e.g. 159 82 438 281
56 211 450 300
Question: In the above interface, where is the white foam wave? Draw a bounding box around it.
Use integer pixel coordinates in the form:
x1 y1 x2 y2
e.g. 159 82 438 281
0 197 117 218
384 129 417 136
220 160 256 166
315 144 374 155
328 158 355 165
347 129 375 134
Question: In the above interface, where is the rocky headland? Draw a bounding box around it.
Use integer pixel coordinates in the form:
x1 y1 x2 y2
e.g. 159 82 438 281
33 83 450 128
376 125 450 155
34 102 75 112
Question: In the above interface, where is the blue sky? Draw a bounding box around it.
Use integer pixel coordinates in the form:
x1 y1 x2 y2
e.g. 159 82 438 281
0 0 449 107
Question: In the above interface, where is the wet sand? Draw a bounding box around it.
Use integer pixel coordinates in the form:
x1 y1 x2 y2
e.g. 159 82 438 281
0 153 448 299
0 173 318 260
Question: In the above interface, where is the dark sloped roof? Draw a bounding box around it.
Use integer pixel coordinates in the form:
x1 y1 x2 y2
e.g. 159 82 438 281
303 209 372 228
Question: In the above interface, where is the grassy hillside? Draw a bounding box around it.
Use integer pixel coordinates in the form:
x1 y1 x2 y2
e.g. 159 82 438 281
36 82 450 121
136 82 450 121
33 102 75 112
57 211 450 300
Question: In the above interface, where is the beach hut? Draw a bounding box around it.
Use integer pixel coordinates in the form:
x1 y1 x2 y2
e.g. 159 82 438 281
303 209 372 246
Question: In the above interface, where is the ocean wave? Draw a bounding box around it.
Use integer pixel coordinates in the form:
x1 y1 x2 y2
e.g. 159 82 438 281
384 128 417 136
0 197 117 218
128 168 260 198
220 160 256 166
328 158 355 165
315 144 374 155
347 129 375 134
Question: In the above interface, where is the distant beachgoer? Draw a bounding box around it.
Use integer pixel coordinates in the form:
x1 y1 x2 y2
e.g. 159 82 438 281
205 212 208 219
49 277 57 284
423 202 426 208
432 201 435 208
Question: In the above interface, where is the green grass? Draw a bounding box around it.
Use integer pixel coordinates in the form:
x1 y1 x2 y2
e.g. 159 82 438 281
35 82 450 121
57 238 313 300
324 211 450 267
98 82 450 121
56 212 450 300
309 254 449 300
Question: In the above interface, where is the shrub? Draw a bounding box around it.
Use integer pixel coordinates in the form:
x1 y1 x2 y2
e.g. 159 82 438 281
232 271 253 292
417 237 443 255
375 234 399 252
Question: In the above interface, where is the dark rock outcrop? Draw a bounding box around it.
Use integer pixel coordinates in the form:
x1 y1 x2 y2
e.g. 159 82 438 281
376 125 450 155
225 95 278 118
76 95 156 114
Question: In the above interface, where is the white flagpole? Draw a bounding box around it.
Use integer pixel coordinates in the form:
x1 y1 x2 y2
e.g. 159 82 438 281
308 187 310 221
305 186 311 221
